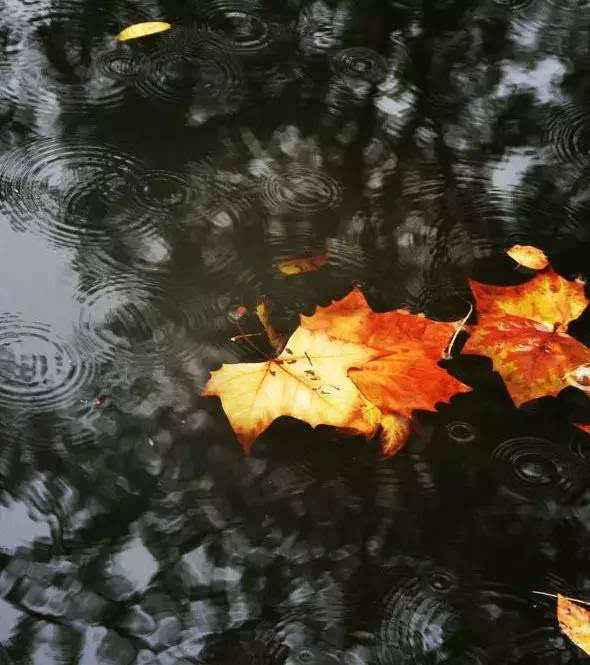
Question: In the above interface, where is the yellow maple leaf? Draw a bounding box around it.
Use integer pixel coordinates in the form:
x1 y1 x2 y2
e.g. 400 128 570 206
202 326 407 453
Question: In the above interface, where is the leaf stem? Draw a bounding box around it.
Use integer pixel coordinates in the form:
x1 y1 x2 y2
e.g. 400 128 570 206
532 591 590 606
444 303 473 359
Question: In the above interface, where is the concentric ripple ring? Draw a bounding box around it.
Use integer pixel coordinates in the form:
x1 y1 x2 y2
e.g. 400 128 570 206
0 315 94 411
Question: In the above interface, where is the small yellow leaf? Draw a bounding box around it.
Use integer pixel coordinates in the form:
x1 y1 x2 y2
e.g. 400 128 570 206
505 244 549 270
275 252 329 275
118 21 171 42
557 594 590 655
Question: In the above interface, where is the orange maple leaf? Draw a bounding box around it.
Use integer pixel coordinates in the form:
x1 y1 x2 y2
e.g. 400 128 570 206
558 594 590 655
202 288 468 455
301 288 471 417
463 269 590 406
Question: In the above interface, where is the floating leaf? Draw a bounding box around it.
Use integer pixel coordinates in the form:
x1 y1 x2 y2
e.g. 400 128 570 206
468 269 588 331
203 326 385 453
202 288 468 455
301 289 470 417
558 594 590 655
118 21 172 42
275 251 329 275
463 269 590 405
505 244 549 270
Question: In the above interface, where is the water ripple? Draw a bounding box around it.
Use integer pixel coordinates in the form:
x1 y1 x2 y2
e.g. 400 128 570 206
331 47 388 83
133 28 243 108
490 436 586 500
0 138 152 247
0 0 152 115
377 559 467 665
0 315 94 411
546 103 590 168
96 48 136 81
261 167 343 214
77 277 195 364
200 0 274 55
132 169 195 214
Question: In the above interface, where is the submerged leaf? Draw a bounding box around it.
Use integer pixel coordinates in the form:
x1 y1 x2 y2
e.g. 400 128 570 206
558 594 590 655
505 244 549 270
275 251 329 275
118 21 172 42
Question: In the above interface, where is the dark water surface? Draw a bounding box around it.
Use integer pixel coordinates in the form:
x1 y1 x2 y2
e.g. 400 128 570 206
1 0 590 663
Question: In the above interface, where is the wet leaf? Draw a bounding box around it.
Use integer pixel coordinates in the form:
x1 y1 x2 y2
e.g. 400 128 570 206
558 594 590 655
203 288 468 455
505 244 549 270
203 326 385 453
575 423 590 435
463 269 590 405
118 21 172 42
275 251 329 275
255 300 285 353
301 289 470 417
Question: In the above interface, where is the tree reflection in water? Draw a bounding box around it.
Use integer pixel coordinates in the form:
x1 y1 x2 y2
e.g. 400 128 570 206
0 0 589 663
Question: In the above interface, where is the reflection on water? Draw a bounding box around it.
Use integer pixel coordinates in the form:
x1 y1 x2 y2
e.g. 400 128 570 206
0 0 589 663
